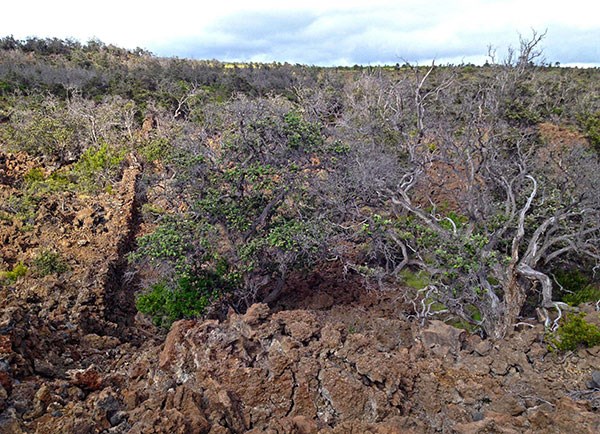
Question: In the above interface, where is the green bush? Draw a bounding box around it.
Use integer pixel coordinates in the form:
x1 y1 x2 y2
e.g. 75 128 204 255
136 272 225 328
33 250 68 276
138 137 171 163
0 262 28 284
71 143 125 192
578 111 600 153
23 167 74 195
6 193 39 228
554 269 600 306
23 167 45 185
10 113 75 159
550 313 600 351
283 111 323 150
562 286 600 306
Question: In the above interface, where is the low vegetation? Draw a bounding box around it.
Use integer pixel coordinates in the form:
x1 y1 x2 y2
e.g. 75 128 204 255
32 249 69 277
549 313 600 351
1 34 599 338
0 262 28 285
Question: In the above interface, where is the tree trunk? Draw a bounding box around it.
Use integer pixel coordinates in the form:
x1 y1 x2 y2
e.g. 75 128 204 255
492 274 527 339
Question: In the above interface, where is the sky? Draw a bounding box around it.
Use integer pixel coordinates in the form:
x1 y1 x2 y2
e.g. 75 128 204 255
2 0 599 66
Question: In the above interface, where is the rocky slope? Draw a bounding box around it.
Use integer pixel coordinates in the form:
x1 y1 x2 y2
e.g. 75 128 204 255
1 151 600 433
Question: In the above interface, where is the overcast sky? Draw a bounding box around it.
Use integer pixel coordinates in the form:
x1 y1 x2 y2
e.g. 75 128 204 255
2 0 599 66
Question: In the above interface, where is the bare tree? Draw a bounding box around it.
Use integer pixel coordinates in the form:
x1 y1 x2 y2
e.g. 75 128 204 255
325 33 600 338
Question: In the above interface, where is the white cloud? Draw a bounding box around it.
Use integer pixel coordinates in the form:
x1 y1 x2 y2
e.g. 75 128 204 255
1 0 598 65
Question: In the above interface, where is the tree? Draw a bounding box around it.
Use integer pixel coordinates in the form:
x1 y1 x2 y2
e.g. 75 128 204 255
326 33 600 338
131 95 331 315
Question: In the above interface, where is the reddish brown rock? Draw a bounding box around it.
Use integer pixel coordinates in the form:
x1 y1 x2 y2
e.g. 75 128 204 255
242 303 270 325
69 366 103 391
421 320 467 355
159 320 196 370
0 334 11 354
0 370 12 393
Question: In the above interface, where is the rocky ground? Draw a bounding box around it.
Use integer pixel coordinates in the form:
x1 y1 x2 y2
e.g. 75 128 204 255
1 151 600 433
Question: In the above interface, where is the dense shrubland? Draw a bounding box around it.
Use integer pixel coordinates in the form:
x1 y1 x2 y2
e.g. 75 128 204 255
1 35 599 339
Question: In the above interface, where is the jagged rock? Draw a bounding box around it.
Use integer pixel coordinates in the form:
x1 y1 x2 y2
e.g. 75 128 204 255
242 303 270 325
0 383 7 412
81 333 121 350
159 319 195 370
0 334 11 354
0 407 24 434
590 370 600 389
420 320 466 355
68 365 103 391
0 371 12 394
33 358 57 377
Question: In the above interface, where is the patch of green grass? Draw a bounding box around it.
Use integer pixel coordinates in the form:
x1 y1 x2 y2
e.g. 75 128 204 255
23 167 45 185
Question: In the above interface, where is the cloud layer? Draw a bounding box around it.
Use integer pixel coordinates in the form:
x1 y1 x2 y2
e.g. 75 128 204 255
2 0 599 66
150 1 599 65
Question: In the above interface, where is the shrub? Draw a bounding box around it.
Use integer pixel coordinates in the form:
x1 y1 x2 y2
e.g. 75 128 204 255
23 167 46 186
578 111 600 153
0 262 28 284
33 250 68 276
71 143 125 192
283 111 323 150
23 167 74 195
550 313 600 351
554 269 600 306
138 137 171 163
136 271 226 328
562 286 600 306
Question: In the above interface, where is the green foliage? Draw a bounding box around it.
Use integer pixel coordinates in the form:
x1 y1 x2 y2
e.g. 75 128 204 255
329 140 350 155
578 111 600 152
23 168 46 185
129 219 207 274
0 95 86 163
136 274 222 328
562 286 600 307
23 167 74 195
138 137 171 162
398 269 430 290
283 111 323 150
549 313 600 351
10 112 75 158
554 269 600 306
132 216 235 327
71 143 125 192
0 262 28 285
504 100 541 125
140 203 166 222
33 250 68 276
6 193 40 227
